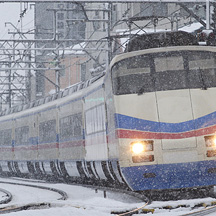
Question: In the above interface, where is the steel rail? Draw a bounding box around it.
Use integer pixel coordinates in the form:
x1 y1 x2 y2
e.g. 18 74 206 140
0 188 12 205
0 181 68 201
181 205 216 216
0 0 214 3
0 203 50 214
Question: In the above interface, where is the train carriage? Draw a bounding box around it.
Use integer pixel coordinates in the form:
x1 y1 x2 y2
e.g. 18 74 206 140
57 90 85 180
13 108 36 176
112 45 216 191
0 115 13 174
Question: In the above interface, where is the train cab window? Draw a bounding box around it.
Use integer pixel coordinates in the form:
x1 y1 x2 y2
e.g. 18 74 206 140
154 53 187 91
112 50 216 94
187 51 216 89
112 55 154 95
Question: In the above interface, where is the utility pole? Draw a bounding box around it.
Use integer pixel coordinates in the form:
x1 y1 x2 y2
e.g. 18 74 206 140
206 0 210 29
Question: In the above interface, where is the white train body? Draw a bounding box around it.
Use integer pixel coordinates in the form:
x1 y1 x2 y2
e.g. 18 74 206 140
0 40 216 191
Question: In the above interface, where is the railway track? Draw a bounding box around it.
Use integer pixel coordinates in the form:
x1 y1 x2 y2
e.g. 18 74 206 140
0 180 68 214
3 177 216 216
0 188 12 205
181 205 216 216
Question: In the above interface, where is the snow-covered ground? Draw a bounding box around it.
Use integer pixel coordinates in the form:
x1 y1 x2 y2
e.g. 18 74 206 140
0 178 216 216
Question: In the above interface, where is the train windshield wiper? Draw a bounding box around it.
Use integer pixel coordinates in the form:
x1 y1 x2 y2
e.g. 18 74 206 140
137 85 145 95
198 67 207 90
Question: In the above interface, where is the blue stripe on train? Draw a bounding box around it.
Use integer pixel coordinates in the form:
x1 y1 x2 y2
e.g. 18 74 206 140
121 160 216 191
115 112 216 133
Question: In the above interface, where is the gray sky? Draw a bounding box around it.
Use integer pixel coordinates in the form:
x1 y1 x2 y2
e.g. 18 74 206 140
0 3 34 39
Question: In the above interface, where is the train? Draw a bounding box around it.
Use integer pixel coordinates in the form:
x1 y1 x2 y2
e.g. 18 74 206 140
0 30 216 195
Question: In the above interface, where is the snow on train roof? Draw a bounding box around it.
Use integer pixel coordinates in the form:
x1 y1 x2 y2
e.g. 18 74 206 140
115 22 203 51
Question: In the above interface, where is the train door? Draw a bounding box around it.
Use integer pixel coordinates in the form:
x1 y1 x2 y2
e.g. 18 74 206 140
84 87 108 161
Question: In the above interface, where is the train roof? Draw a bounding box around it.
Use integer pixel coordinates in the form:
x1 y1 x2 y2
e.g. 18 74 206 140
125 30 199 52
0 72 105 117
110 45 216 69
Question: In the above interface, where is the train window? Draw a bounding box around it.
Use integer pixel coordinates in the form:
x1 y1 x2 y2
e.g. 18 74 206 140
15 126 29 145
17 105 23 112
0 129 12 146
5 109 10 115
0 131 3 145
62 89 69 97
85 104 106 135
4 129 12 146
154 53 187 91
23 104 30 110
188 51 216 89
77 83 84 90
57 91 63 99
51 93 58 101
39 119 56 144
45 96 52 103
112 50 216 94
59 113 82 141
155 55 184 72
29 101 36 108
112 55 154 95
38 98 45 105
68 86 77 94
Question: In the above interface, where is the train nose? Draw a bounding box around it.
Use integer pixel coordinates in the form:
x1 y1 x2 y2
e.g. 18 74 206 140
156 90 198 164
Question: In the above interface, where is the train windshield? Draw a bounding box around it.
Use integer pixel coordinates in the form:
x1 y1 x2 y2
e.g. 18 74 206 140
111 50 216 95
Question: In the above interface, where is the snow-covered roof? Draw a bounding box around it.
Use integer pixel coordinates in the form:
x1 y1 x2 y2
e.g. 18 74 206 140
179 22 204 33
60 42 87 55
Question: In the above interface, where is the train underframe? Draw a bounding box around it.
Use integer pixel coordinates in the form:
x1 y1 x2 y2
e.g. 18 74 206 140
0 160 128 189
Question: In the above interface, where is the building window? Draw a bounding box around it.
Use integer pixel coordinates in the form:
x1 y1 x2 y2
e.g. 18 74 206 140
57 12 64 20
81 63 86 81
59 65 65 77
140 3 168 17
58 4 64 9
57 22 64 29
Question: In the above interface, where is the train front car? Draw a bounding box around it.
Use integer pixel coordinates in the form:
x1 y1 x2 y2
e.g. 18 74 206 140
111 44 216 192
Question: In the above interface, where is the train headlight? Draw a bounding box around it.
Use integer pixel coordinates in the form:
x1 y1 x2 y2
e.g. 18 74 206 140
131 140 153 154
131 140 154 163
205 135 216 148
131 142 145 154
205 135 216 157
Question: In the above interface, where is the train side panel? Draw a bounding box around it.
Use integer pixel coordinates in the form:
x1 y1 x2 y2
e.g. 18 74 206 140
37 105 58 160
13 111 37 161
0 116 14 173
58 93 85 161
190 88 216 161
